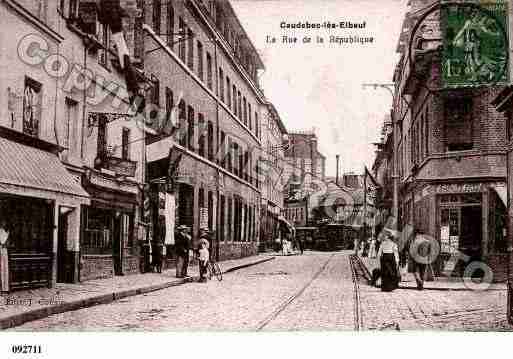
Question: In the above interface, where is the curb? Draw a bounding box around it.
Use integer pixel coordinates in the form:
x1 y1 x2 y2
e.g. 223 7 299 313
223 257 275 273
0 256 274 330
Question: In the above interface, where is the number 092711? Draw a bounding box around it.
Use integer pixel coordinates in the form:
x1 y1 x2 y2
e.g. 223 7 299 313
11 345 42 354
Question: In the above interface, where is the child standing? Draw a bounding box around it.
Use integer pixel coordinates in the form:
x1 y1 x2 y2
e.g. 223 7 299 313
198 242 209 283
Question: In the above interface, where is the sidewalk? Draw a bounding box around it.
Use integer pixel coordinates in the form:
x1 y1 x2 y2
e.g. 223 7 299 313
0 255 274 330
358 255 506 291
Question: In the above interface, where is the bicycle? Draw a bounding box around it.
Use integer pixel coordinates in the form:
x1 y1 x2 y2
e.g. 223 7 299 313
206 259 223 281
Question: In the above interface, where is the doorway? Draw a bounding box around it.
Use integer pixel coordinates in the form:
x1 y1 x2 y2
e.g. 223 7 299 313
439 193 482 275
57 211 69 283
113 215 122 275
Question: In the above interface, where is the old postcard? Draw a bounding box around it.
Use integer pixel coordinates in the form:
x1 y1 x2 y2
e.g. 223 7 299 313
0 0 513 356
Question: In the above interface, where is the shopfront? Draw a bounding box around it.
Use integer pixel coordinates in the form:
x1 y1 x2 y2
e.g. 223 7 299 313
80 172 139 281
0 131 90 291
410 182 508 280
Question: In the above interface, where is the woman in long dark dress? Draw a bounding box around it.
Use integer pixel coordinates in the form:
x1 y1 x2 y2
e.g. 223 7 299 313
377 231 400 292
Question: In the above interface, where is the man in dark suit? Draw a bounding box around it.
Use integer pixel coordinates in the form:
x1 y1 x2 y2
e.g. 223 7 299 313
175 225 190 278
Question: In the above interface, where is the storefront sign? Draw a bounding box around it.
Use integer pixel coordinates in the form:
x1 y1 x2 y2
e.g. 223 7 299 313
200 207 208 230
436 183 483 194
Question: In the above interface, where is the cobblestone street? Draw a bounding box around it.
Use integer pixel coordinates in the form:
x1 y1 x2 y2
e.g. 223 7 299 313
10 252 513 331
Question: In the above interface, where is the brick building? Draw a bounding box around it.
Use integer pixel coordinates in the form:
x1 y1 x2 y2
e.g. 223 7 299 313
0 0 148 289
282 130 326 226
144 0 265 262
390 0 509 280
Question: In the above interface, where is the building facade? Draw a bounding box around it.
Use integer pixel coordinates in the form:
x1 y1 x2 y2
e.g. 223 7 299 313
0 0 148 289
144 0 265 262
391 0 509 280
283 130 326 227
260 102 287 250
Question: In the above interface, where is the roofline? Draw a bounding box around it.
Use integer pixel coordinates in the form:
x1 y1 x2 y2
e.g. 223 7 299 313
265 102 288 134
225 0 265 69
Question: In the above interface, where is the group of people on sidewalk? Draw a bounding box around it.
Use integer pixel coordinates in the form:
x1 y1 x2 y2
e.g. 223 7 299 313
152 225 213 283
278 233 304 256
364 229 430 292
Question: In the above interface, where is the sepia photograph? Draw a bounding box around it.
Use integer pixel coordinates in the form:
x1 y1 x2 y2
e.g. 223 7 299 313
1 0 513 354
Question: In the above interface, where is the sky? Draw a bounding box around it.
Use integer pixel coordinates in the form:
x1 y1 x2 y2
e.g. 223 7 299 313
231 0 408 177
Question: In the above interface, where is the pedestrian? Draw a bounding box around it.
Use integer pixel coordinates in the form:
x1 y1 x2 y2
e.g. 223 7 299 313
175 225 190 278
297 237 304 255
376 229 400 292
152 242 163 273
198 240 209 283
369 237 376 259
410 231 429 290
353 237 359 256
0 219 10 293
199 229 210 251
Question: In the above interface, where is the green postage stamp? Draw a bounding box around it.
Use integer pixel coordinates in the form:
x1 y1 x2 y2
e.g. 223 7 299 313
442 0 509 88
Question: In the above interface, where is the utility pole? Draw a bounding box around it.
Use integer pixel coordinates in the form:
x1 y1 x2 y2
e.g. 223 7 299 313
362 83 398 229
336 154 340 186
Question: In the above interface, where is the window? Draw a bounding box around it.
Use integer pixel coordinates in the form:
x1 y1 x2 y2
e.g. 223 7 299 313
122 127 130 160
248 103 252 131
68 0 79 19
187 28 194 69
219 68 224 101
198 113 206 157
98 22 109 66
178 100 187 147
232 85 237 115
233 142 239 176
208 121 214 161
151 77 160 106
64 97 78 155
166 2 174 49
23 77 42 137
153 0 161 35
238 92 242 120
255 112 259 139
248 152 253 185
243 97 247 125
445 97 473 151
220 131 226 167
239 146 244 179
244 150 249 182
226 138 232 172
197 41 204 80
96 114 108 164
165 87 173 130
83 207 114 255
178 18 186 62
226 77 231 109
227 197 233 241
206 52 213 90
220 195 226 242
187 106 195 151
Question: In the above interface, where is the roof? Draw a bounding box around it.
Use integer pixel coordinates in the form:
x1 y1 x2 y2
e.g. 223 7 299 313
265 102 288 134
225 0 265 69
0 136 89 201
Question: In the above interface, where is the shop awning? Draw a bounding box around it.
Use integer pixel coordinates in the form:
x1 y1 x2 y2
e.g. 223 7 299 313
492 185 507 207
0 137 90 204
